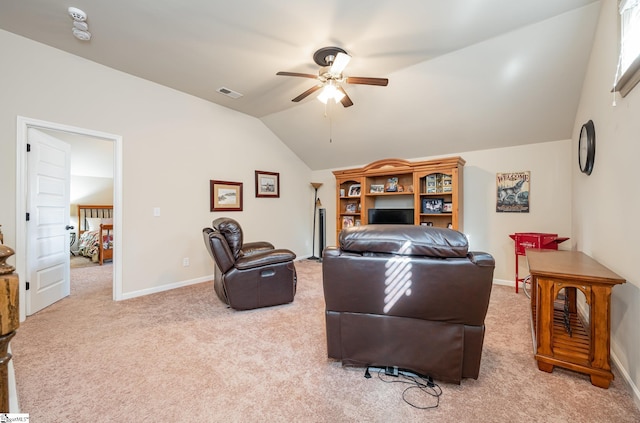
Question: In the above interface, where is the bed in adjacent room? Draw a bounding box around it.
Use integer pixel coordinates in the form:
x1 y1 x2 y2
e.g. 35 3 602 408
77 204 113 265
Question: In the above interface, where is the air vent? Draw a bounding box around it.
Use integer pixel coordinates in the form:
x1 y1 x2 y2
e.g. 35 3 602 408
216 87 243 99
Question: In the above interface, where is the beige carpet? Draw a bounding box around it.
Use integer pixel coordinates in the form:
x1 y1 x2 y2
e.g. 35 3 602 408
11 261 640 422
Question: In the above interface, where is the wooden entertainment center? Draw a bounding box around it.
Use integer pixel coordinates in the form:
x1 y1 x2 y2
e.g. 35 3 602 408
526 250 625 388
332 157 465 241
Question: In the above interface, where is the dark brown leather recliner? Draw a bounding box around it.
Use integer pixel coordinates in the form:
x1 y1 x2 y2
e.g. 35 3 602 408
322 225 495 383
203 217 297 310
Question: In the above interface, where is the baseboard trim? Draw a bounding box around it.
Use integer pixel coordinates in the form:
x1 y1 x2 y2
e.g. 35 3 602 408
121 276 211 300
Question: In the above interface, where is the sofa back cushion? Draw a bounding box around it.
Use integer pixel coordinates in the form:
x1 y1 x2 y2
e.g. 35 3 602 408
339 224 468 258
212 217 244 258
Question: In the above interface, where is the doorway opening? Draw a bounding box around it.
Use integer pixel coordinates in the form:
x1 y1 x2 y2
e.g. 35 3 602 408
15 116 123 322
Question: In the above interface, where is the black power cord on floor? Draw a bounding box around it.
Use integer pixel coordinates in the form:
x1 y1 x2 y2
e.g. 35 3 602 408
364 367 443 410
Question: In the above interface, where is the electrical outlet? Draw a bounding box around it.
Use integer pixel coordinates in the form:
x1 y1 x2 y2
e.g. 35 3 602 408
182 257 189 267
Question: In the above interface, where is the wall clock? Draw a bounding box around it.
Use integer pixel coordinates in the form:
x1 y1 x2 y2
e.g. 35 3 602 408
578 120 595 175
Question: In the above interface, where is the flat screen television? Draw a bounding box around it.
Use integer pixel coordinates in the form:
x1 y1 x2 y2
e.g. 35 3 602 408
368 208 414 225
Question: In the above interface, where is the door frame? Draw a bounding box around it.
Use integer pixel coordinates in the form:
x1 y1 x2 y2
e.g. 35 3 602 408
15 116 124 322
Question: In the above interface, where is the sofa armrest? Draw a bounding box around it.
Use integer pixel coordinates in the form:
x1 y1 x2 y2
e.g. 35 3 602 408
241 241 275 256
235 249 296 270
468 252 495 267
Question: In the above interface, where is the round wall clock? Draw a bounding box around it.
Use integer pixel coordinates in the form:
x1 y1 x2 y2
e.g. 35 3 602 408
578 120 595 175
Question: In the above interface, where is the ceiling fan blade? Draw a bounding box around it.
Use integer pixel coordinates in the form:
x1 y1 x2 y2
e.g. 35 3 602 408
337 86 354 107
330 52 351 75
292 85 322 102
346 76 389 86
276 71 318 79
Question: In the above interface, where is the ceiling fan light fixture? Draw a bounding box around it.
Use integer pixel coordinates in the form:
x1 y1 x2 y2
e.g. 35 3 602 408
317 82 344 104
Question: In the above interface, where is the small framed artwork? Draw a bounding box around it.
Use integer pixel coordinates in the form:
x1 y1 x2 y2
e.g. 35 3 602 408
342 216 355 229
345 202 358 213
422 198 444 213
348 184 361 197
255 170 280 198
210 180 243 211
370 184 384 193
385 177 399 192
443 202 453 213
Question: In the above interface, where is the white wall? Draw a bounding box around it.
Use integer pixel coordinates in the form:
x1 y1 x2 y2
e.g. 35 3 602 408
572 0 640 404
312 139 573 284
0 30 313 301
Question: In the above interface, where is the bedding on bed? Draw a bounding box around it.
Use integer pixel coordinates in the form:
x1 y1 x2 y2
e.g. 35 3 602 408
78 229 113 262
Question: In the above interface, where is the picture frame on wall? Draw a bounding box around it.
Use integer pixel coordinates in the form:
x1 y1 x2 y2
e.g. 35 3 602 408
255 170 280 198
210 180 243 211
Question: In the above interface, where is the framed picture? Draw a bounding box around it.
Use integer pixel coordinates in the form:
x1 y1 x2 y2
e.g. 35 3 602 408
348 184 361 197
422 198 444 214
496 171 530 213
345 202 358 213
370 184 384 193
342 216 355 229
210 180 243 211
385 177 399 192
255 170 280 198
443 202 453 213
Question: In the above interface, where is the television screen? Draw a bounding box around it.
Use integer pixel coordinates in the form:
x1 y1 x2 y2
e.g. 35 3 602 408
368 208 414 225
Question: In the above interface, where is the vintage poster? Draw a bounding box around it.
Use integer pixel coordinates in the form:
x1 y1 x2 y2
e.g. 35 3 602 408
496 171 530 213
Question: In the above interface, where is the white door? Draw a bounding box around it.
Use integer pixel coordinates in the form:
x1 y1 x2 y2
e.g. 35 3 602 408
26 128 72 315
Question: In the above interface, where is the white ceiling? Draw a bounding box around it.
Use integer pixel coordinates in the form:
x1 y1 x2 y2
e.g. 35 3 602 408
0 1 601 170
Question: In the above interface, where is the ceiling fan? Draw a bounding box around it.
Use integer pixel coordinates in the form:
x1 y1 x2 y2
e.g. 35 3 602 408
276 46 388 108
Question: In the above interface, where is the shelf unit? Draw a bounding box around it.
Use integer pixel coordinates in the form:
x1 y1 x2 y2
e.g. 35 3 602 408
332 157 465 241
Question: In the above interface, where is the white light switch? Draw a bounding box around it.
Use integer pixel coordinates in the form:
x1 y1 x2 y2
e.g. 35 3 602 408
153 207 160 217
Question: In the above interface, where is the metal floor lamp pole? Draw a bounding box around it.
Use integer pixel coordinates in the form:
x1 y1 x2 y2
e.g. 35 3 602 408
309 182 323 261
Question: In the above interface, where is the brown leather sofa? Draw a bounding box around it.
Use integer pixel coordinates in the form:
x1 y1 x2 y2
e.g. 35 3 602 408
322 224 495 383
203 217 297 310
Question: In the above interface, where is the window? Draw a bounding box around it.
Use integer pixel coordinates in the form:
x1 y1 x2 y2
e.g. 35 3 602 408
614 0 640 97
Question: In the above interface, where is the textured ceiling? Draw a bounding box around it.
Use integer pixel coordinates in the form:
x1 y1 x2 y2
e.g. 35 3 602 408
0 0 601 169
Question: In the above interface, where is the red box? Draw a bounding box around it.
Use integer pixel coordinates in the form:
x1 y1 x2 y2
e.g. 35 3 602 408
510 232 564 256
508 232 569 292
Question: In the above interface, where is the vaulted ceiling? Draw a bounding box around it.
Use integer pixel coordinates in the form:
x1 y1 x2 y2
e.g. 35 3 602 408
0 1 601 170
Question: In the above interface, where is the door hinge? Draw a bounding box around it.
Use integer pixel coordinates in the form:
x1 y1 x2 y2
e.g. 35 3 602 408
26 281 30 290
26 212 30 221
26 143 31 152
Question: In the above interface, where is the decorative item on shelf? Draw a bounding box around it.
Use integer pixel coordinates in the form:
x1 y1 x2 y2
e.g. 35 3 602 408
442 175 452 193
447 223 453 229
345 202 358 213
0 244 15 275
408 184 414 193
354 219 361 226
421 221 433 227
348 184 361 197
339 188 346 197
426 174 437 193
422 198 444 214
370 184 384 193
342 216 355 229
443 202 453 213
309 182 323 261
397 184 404 192
385 177 398 192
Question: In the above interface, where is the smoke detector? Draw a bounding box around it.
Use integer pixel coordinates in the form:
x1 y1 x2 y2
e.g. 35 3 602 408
68 7 87 22
72 28 92 41
73 20 89 31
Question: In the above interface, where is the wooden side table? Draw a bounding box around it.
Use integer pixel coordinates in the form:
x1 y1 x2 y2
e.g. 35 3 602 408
527 250 625 388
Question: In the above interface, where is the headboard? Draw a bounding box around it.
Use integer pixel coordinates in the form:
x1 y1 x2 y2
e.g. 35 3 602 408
77 204 113 235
